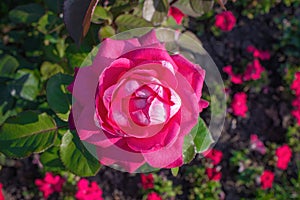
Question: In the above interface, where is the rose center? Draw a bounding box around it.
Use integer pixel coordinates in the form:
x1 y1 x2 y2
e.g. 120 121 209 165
129 84 174 126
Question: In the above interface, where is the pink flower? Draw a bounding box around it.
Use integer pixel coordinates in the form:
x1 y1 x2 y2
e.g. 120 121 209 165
203 149 223 165
246 45 270 60
275 144 292 170
260 170 274 190
291 72 300 96
243 60 265 81
215 11 236 32
35 172 65 199
206 167 222 181
0 183 4 200
141 174 154 189
168 6 185 25
223 65 243 84
292 109 300 125
147 192 162 200
250 134 266 155
70 29 208 172
75 179 103 200
231 92 248 117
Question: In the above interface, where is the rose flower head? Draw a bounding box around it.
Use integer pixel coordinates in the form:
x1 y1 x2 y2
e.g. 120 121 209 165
141 174 154 189
75 179 103 200
275 144 292 170
231 92 248 117
69 29 208 172
215 11 236 32
35 172 65 199
260 170 274 190
203 149 223 166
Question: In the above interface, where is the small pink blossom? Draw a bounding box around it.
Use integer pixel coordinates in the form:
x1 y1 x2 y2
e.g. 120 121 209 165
291 72 300 96
250 134 266 155
203 149 223 165
243 60 265 81
260 170 274 190
231 92 248 117
168 6 185 25
276 144 292 170
246 45 270 60
35 172 65 199
206 167 222 181
140 174 154 189
0 183 4 200
223 65 243 84
147 192 162 200
75 179 103 200
215 11 236 32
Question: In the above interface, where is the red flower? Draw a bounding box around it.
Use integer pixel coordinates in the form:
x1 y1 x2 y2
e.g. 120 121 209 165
250 134 266 155
246 45 271 60
168 6 185 25
275 144 292 170
243 60 265 81
292 109 300 125
35 172 65 199
231 92 248 117
147 192 162 200
206 167 222 181
75 179 103 200
0 183 4 200
203 149 223 165
223 65 243 84
291 72 300 96
140 174 154 189
260 170 274 190
215 11 236 32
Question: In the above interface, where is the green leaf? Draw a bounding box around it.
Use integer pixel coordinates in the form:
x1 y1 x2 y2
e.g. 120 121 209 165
9 3 45 24
91 6 113 24
171 167 179 176
40 146 65 172
0 111 57 158
115 14 152 32
40 61 64 81
183 133 196 163
60 131 101 177
143 0 169 25
46 73 73 121
190 0 214 14
10 69 40 101
0 55 19 78
37 12 62 34
99 25 115 40
194 118 214 153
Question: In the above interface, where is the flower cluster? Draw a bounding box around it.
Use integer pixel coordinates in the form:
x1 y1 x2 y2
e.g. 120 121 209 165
275 144 292 170
230 92 248 117
75 179 103 200
215 11 236 32
35 172 65 199
260 170 274 190
204 149 223 181
291 72 300 124
223 46 270 85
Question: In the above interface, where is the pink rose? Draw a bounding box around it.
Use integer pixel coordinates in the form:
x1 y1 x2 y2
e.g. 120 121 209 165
70 30 208 172
215 11 236 32
275 144 292 170
260 170 274 190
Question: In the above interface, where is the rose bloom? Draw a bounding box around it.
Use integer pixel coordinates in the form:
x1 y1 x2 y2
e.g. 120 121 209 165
231 92 248 117
75 179 103 200
260 170 274 190
0 183 4 200
168 6 185 25
35 172 65 199
206 167 222 181
141 174 154 189
147 192 162 200
275 144 292 170
203 149 223 165
70 30 208 172
215 11 236 32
